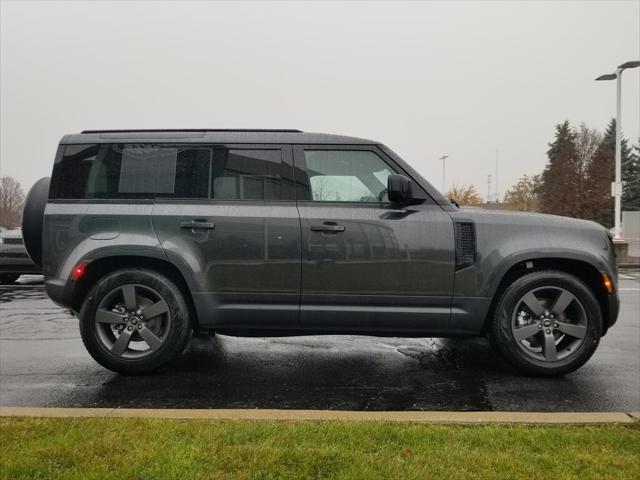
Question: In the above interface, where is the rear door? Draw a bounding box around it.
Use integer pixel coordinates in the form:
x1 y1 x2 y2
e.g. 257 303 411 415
152 144 301 329
294 145 455 331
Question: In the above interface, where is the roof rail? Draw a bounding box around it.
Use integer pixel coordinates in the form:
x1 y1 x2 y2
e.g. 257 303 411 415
81 129 303 134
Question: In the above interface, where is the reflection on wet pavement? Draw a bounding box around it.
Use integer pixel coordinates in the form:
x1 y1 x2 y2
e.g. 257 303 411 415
1 273 639 412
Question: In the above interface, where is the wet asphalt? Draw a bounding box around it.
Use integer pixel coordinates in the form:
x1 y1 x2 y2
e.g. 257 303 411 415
0 273 638 412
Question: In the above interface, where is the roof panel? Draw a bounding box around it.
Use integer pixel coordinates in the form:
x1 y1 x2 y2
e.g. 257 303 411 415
61 130 376 145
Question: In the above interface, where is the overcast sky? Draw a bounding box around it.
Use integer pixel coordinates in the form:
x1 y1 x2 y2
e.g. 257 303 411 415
1 0 639 199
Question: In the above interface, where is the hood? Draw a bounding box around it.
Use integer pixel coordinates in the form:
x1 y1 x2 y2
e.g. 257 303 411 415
451 208 606 232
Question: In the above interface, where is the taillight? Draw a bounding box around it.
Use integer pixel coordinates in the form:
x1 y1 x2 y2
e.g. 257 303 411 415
71 263 87 280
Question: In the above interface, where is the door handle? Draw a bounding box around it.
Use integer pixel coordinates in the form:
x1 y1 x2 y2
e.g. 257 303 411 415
180 221 215 230
311 224 345 232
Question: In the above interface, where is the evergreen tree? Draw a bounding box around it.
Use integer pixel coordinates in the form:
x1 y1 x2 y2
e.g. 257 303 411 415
539 121 582 217
622 138 640 211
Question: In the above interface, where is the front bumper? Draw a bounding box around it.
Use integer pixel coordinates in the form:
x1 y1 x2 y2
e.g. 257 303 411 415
605 292 620 331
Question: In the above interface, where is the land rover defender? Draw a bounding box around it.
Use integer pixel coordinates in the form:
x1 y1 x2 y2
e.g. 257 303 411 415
22 129 619 375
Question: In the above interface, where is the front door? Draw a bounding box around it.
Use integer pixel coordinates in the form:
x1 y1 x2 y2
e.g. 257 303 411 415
294 146 455 332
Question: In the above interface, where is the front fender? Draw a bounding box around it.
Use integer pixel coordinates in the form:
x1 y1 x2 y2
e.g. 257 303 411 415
480 248 611 300
473 219 614 299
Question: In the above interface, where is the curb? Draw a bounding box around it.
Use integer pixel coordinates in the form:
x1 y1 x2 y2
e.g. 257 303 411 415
0 407 635 424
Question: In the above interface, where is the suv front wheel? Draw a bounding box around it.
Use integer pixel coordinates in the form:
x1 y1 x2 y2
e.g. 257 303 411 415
79 269 192 374
489 270 602 377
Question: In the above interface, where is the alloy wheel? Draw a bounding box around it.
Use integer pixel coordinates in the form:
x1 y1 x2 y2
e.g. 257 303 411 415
511 286 588 362
94 284 171 359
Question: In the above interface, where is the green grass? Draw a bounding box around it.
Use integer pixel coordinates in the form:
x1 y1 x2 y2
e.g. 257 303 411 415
1 417 638 480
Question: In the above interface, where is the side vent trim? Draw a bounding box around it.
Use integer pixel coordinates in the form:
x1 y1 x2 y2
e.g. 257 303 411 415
454 222 476 271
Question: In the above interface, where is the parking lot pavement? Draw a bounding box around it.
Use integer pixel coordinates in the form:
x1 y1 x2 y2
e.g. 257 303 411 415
1 273 638 412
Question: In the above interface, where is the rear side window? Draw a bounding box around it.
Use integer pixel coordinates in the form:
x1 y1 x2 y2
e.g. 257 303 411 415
156 148 211 199
51 144 157 199
211 149 283 200
50 144 212 200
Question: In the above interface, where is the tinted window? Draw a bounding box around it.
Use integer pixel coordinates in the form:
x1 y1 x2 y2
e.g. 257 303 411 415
156 148 211 199
51 144 157 199
51 144 99 199
50 144 212 200
211 149 283 200
119 147 157 193
304 150 395 202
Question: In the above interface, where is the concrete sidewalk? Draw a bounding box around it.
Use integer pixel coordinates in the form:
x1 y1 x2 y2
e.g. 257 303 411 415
1 407 637 424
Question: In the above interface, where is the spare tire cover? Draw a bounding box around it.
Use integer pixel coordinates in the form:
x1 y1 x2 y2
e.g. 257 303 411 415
22 177 50 267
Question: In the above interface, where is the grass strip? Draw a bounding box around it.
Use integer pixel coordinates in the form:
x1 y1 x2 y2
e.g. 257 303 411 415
1 416 638 479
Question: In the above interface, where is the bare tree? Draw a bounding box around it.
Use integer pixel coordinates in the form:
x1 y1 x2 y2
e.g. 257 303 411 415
0 176 25 229
445 184 483 206
574 124 602 217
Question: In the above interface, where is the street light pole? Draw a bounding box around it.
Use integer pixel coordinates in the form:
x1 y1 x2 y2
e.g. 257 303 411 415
596 60 640 241
614 67 623 240
440 155 449 193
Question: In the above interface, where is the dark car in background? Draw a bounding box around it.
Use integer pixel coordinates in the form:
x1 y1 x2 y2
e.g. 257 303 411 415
0 228 40 283
22 129 619 376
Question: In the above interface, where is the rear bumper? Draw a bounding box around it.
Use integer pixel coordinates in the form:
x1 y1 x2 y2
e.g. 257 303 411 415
45 277 75 309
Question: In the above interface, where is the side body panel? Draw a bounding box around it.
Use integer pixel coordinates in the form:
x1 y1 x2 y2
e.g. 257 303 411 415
43 201 165 306
152 201 301 328
298 202 456 331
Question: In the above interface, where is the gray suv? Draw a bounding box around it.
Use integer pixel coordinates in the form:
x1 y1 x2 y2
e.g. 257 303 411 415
23 129 619 376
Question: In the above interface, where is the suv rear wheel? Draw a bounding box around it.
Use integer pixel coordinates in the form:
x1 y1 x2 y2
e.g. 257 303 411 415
489 270 601 377
79 269 192 374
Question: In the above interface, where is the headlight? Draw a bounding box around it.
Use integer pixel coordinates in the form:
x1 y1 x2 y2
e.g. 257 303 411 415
0 237 4 245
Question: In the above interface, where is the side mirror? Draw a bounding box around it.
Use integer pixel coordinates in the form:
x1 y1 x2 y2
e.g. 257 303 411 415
387 174 413 204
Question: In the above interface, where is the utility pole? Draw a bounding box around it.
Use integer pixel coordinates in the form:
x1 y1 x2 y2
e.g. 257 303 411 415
495 149 499 203
487 174 492 203
440 155 449 193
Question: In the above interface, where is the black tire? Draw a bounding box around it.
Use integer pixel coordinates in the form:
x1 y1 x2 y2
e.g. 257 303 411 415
489 270 601 377
79 269 192 374
0 274 19 284
22 177 50 267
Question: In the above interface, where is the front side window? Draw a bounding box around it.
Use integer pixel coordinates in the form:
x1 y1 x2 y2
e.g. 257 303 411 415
211 149 283 200
304 150 395 202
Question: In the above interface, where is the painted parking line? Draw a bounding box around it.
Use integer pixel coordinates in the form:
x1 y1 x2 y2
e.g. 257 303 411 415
0 407 635 424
